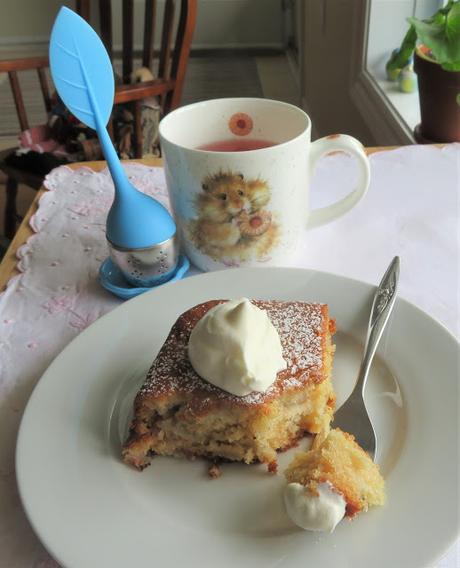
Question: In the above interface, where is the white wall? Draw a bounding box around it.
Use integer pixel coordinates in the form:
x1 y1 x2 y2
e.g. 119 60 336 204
0 0 74 45
0 0 284 49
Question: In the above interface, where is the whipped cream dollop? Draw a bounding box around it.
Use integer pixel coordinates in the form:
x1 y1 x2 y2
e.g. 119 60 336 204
188 298 286 396
284 482 346 532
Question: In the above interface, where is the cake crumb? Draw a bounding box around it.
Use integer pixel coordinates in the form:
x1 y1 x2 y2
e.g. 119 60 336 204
267 461 278 474
208 463 222 479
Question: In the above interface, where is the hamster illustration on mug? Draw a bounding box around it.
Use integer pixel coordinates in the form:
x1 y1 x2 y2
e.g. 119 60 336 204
188 170 280 262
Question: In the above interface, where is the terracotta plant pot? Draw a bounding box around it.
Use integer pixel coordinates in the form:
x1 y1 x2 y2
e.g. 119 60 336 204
414 46 460 143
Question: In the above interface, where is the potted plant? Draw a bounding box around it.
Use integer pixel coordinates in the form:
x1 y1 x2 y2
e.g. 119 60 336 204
386 0 460 143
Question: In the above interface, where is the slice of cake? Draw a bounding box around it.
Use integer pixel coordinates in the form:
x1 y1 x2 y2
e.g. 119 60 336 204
122 299 336 472
284 428 385 530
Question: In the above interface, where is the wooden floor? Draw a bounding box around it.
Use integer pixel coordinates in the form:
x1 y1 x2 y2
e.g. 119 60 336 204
0 52 299 243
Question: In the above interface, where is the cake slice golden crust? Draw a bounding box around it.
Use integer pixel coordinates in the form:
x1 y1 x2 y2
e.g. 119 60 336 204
122 300 336 471
284 428 385 517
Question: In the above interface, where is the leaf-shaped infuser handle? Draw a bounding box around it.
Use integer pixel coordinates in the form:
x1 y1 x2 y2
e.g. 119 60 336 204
49 7 113 130
49 7 177 249
49 7 133 198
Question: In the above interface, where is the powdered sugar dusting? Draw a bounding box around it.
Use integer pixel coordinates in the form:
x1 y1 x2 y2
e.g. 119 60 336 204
139 300 327 407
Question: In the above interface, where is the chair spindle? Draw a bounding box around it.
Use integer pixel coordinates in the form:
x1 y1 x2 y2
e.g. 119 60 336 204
76 0 91 21
167 0 197 111
122 0 134 84
8 71 29 131
158 0 175 80
37 68 52 113
134 100 143 159
142 0 157 70
99 0 113 60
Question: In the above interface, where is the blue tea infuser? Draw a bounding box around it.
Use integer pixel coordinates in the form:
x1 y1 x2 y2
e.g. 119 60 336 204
49 7 188 294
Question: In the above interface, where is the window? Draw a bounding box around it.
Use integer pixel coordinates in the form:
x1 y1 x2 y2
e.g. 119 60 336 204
366 0 444 131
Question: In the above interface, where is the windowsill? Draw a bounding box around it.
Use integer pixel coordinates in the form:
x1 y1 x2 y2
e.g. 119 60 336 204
369 64 421 134
375 78 420 132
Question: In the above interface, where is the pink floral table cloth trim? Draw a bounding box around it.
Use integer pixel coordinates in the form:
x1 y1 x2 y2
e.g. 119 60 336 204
0 146 458 567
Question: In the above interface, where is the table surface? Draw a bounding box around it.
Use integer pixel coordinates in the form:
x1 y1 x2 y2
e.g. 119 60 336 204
0 147 398 291
1 144 457 568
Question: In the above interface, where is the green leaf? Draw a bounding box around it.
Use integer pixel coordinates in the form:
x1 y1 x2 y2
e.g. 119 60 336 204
442 60 460 70
446 2 460 43
433 12 446 26
409 7 460 68
386 26 417 72
441 1 457 16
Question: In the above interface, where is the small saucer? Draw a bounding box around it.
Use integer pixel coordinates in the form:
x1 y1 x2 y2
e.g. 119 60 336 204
99 255 190 300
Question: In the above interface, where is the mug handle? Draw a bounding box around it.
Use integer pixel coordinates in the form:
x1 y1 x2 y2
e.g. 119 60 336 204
307 134 370 229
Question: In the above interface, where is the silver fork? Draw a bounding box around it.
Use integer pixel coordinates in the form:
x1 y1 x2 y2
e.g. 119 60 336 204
333 256 400 461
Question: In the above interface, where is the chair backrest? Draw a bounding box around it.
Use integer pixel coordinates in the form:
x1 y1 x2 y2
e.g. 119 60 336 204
0 57 51 132
0 0 196 159
76 0 197 113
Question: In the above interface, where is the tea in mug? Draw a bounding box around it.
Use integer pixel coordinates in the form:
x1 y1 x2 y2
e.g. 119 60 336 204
198 139 276 152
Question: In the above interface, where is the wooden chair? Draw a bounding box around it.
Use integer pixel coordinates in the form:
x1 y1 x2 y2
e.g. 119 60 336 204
0 0 197 239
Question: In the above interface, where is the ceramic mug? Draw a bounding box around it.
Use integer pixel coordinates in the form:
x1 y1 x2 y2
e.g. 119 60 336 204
159 98 370 271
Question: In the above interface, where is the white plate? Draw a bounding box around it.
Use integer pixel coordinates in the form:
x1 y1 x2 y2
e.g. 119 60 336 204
16 267 459 568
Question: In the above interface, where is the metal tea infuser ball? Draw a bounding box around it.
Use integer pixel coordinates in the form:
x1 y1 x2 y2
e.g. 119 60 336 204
49 7 180 287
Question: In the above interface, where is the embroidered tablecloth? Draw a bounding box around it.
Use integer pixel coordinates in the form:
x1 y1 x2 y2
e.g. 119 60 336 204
0 145 458 567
